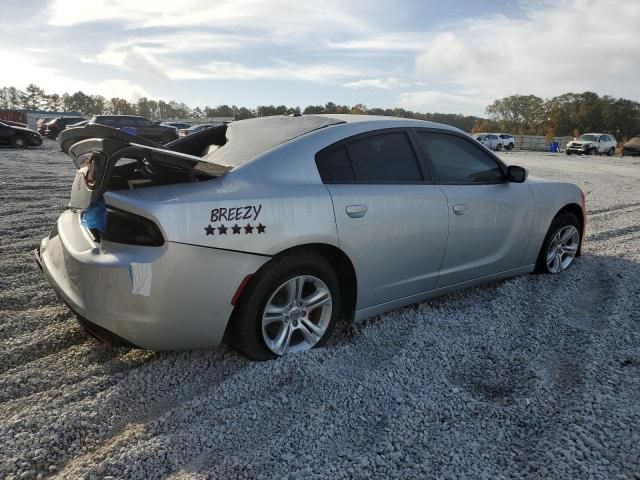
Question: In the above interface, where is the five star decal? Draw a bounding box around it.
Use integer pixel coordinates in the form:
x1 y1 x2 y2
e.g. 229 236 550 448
204 223 267 236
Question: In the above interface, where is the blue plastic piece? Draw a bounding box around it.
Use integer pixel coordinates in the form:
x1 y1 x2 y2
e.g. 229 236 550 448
120 126 137 136
550 141 560 153
81 197 108 232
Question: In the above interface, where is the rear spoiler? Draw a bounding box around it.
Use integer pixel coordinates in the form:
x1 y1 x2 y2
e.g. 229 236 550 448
59 124 163 157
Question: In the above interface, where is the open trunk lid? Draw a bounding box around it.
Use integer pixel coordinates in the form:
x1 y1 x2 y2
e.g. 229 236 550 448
59 124 230 210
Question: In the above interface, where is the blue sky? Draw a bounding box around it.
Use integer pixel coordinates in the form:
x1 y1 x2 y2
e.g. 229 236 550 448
0 0 638 115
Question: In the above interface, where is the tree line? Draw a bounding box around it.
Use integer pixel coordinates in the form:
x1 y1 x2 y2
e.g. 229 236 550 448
477 92 640 140
0 84 482 132
2 84 638 139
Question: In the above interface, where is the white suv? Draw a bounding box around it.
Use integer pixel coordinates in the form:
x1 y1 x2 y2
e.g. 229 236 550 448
565 133 616 156
498 134 515 151
474 132 504 151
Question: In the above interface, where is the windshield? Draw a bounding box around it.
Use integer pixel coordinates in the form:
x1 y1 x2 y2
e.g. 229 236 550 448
577 134 599 141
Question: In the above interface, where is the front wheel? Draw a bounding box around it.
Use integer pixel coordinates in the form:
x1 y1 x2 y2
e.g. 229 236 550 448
535 212 581 274
226 252 341 360
588 147 598 155
496 143 503 151
11 136 27 148
565 149 572 155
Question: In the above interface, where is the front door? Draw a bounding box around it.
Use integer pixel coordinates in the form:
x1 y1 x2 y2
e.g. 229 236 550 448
414 130 534 287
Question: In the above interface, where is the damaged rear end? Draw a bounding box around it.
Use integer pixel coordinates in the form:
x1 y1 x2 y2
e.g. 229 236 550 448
36 124 266 350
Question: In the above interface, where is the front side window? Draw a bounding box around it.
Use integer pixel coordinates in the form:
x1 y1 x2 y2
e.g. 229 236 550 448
416 132 504 184
136 118 152 127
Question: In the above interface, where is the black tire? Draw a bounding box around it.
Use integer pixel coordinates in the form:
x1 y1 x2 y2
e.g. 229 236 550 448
535 212 581 274
565 150 571 155
607 147 615 156
225 251 341 361
496 143 503 151
506 143 514 151
160 133 174 144
11 136 27 148
588 147 597 156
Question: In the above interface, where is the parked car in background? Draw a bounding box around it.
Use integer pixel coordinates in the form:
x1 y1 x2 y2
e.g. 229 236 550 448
39 114 585 359
45 117 86 139
162 122 191 131
621 136 640 157
474 133 504 151
89 115 178 144
0 121 43 148
499 134 515 150
178 123 221 137
565 133 616 156
2 119 29 129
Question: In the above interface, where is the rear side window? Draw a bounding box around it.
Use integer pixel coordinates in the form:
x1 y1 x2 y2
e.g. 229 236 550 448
346 132 422 183
316 146 355 183
316 131 424 184
416 132 504 184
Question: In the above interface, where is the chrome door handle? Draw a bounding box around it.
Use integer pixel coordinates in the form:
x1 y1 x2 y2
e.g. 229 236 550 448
452 204 468 215
346 205 368 218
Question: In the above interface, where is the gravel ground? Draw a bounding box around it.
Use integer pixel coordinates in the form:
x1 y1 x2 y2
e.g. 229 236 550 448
1 141 639 480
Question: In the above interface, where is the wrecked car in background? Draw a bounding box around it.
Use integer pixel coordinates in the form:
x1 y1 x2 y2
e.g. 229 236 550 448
36 115 586 360
0 121 43 148
621 136 640 157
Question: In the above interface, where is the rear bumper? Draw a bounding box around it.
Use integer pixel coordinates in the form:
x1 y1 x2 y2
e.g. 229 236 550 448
37 210 269 350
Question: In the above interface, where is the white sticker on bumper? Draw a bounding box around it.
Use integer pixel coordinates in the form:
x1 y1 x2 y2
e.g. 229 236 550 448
129 263 152 296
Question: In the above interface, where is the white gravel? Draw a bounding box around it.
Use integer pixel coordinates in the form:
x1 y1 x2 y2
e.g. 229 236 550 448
1 142 639 479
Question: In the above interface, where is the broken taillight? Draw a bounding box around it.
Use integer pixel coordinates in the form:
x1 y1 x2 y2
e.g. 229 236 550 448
78 152 106 189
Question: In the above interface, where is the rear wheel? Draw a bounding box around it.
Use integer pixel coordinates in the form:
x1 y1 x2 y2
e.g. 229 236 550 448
506 143 514 151
160 133 174 144
607 147 615 156
226 251 341 360
535 212 581 274
11 136 27 148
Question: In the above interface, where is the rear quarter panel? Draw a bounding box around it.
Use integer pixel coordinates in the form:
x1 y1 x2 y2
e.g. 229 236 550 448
104 142 340 256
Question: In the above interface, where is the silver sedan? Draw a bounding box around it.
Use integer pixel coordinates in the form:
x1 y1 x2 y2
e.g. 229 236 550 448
37 115 586 359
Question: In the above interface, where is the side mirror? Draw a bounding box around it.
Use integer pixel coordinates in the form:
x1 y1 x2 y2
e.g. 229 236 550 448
507 165 528 183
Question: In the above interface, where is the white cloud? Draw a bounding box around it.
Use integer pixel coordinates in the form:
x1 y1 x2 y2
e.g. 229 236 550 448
343 77 410 90
96 79 151 102
47 0 369 43
397 90 488 115
0 48 91 94
413 0 640 102
167 60 376 82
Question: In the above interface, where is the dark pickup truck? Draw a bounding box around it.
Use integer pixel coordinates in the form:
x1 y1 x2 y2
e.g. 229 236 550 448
89 115 178 144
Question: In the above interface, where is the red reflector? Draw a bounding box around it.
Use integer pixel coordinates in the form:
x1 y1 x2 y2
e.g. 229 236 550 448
231 274 253 305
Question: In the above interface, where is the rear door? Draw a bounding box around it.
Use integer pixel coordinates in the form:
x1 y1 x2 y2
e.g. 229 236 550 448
317 129 449 309
414 130 534 287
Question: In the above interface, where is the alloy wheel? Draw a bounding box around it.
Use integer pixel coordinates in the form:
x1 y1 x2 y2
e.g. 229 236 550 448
261 275 332 355
545 225 579 273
